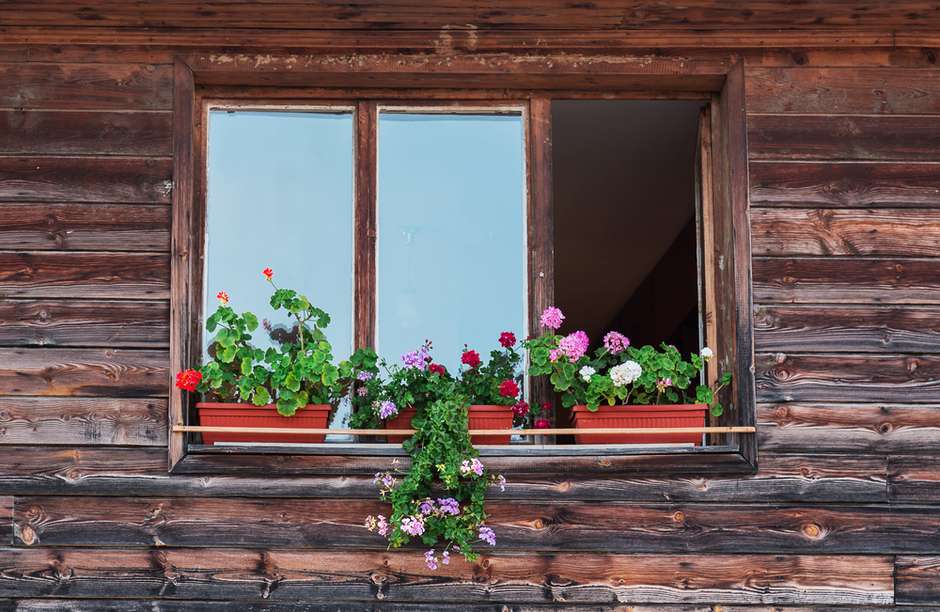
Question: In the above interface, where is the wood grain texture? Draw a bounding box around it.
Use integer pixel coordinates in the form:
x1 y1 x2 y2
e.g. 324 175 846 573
12 496 940 554
748 114 940 161
754 304 940 353
749 161 940 208
0 252 169 299
751 208 940 257
0 157 172 203
0 348 168 397
755 353 940 403
759 403 940 454
0 398 166 445
0 548 893 605
889 455 940 502
0 204 170 251
753 257 940 304
0 299 169 347
0 446 886 503
0 63 172 110
746 67 940 114
896 556 940 605
0 110 172 156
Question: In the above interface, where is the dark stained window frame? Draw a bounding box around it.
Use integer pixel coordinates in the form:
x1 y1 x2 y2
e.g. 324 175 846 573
169 55 757 475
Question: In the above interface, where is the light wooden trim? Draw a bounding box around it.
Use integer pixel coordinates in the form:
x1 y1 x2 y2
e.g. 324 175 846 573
174 425 755 435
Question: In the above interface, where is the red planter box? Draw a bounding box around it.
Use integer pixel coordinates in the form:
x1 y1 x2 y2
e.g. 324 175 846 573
196 402 331 445
468 404 514 445
571 404 707 445
384 406 418 443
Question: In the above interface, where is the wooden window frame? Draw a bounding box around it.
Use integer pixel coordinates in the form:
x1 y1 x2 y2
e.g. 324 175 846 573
169 55 756 475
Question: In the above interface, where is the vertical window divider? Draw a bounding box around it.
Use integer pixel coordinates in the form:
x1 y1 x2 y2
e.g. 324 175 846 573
355 101 378 351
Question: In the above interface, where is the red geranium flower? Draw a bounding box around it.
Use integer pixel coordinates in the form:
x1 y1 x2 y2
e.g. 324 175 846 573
498 379 519 398
428 363 447 376
534 418 551 429
498 331 516 348
262 267 274 281
512 400 529 417
541 401 552 412
216 290 229 305
461 349 481 368
175 368 202 392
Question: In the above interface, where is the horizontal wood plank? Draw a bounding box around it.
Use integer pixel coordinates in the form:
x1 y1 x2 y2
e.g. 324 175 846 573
747 67 940 114
749 161 940 208
0 299 168 347
0 446 886 503
0 398 166 446
0 63 172 110
754 305 940 353
0 110 172 156
888 455 940 502
755 353 940 403
0 157 172 203
0 548 893 605
0 348 167 397
759 403 940 454
751 208 940 257
753 257 940 304
0 204 170 251
11 496 940 554
748 115 940 161
896 556 940 605
0 252 169 299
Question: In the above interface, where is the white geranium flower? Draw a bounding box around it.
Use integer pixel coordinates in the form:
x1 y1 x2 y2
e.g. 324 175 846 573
579 365 596 383
700 347 714 360
610 360 642 387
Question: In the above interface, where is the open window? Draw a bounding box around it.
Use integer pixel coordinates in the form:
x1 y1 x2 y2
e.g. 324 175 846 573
169 61 755 474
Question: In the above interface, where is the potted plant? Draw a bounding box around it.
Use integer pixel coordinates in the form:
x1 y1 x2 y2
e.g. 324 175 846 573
525 306 731 445
365 391 506 569
347 341 452 443
457 332 524 444
175 268 342 444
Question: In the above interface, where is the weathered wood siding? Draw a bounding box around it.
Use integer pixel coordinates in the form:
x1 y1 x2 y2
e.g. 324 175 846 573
2 3 940 609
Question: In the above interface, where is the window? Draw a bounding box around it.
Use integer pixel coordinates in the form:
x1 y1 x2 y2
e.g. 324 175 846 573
169 59 755 474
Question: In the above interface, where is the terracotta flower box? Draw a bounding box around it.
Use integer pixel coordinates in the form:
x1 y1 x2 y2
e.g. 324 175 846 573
468 404 514 445
383 406 419 443
571 404 707 445
196 402 331 445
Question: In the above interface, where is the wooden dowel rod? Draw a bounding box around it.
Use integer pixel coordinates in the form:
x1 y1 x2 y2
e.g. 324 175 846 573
173 425 756 435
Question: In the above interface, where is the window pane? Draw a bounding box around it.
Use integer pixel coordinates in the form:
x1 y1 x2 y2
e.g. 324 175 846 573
377 111 526 372
204 109 355 361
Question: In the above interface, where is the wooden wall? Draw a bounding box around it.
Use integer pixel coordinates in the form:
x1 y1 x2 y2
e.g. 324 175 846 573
2 3 940 609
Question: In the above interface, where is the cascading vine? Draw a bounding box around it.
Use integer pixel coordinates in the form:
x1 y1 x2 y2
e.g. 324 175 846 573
365 393 505 569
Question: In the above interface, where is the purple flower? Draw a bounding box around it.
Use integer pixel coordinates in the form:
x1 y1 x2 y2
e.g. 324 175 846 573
379 400 398 419
357 371 374 382
419 499 435 516
478 525 496 546
603 331 630 355
365 514 389 537
401 344 430 370
442 550 450 565
425 549 438 570
460 458 484 477
437 497 460 516
356 386 368 397
539 306 565 330
401 515 425 536
492 474 507 492
373 471 395 492
559 330 590 361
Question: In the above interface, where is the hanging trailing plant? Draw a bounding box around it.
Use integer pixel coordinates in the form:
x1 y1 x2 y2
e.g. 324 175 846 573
365 387 506 569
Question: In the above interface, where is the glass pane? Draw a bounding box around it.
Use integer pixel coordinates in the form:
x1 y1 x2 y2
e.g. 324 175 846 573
377 111 526 372
204 109 355 362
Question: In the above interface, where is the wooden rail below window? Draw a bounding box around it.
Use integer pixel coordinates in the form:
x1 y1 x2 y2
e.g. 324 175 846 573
173 425 756 436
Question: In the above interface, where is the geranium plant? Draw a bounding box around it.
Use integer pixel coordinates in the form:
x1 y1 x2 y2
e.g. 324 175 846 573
526 306 731 416
365 389 506 569
458 332 528 425
175 268 344 416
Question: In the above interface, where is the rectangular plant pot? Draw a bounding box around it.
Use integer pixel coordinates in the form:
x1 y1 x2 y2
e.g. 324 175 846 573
196 402 331 445
384 406 418 444
469 404 514 445
571 404 707 445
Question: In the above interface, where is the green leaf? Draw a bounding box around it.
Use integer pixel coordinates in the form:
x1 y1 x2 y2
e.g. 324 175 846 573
219 345 237 363
240 357 252 376
243 311 259 332
253 386 271 406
